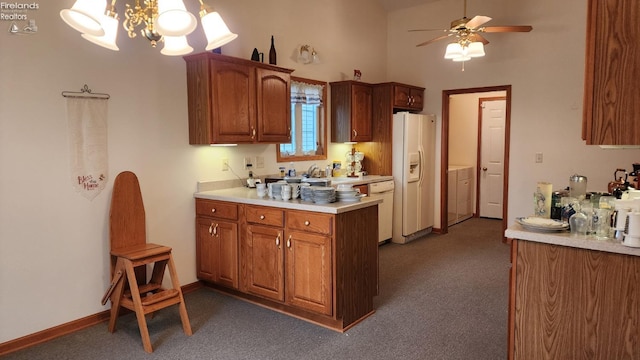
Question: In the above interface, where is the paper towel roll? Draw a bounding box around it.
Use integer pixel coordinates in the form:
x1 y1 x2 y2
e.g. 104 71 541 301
534 182 553 218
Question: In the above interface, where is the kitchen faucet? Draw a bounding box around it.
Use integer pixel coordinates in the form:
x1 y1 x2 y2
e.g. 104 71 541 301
306 164 320 178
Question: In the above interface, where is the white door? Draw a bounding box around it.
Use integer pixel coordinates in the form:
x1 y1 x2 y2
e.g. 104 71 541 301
479 99 506 219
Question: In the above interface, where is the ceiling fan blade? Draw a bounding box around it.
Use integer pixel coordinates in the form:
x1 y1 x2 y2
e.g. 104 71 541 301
465 15 492 29
481 25 533 33
416 34 451 47
470 33 490 45
408 29 449 32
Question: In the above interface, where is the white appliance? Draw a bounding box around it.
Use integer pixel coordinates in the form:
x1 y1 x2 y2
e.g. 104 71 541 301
392 112 436 244
369 180 395 243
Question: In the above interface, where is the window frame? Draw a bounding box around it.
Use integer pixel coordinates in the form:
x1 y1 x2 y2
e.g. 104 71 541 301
276 76 328 162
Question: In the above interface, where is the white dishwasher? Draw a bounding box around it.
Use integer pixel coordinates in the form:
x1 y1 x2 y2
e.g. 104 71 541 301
369 180 395 243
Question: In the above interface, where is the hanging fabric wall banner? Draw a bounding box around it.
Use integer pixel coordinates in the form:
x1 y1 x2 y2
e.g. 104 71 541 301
65 97 108 200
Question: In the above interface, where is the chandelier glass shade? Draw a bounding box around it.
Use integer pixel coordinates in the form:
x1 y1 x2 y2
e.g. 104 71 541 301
60 0 237 56
60 0 106 36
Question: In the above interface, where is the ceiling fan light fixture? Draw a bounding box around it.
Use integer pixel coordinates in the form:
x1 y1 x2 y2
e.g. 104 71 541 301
467 41 485 57
444 42 464 59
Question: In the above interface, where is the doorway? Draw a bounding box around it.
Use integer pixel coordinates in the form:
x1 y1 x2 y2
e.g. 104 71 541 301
440 85 511 236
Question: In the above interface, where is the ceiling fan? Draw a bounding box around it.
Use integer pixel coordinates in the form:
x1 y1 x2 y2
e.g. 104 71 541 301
409 0 532 53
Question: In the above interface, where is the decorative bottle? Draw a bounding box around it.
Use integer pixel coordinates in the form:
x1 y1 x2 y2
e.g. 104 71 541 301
269 35 277 65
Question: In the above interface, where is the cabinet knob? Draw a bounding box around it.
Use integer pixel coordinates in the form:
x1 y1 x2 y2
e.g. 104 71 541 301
260 215 265 220
304 220 310 226
287 235 292 248
482 167 488 171
211 208 216 213
208 222 214 235
251 127 256 139
276 232 281 247
352 129 358 138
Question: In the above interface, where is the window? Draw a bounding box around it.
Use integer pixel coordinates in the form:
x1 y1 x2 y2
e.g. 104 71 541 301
277 77 327 162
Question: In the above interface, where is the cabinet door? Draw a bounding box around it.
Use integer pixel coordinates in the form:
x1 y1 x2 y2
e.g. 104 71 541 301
351 83 373 142
409 88 424 110
583 0 640 145
285 230 332 315
211 60 257 143
393 85 424 110
244 224 284 301
256 68 291 143
196 217 238 289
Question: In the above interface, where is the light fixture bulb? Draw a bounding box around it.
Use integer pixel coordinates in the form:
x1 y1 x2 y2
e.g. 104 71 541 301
444 42 464 59
81 13 119 51
161 35 194 56
156 0 197 36
201 10 238 50
467 42 485 58
60 0 106 36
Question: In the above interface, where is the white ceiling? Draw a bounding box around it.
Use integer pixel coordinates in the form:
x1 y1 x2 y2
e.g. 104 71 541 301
376 0 441 12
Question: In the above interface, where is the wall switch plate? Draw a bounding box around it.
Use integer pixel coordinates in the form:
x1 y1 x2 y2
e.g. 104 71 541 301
535 152 543 163
244 156 253 170
222 158 229 171
256 156 264 169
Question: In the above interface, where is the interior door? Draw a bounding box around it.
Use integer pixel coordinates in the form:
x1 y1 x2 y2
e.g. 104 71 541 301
479 98 506 219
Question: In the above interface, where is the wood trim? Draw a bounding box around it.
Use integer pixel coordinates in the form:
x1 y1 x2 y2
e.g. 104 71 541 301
0 281 203 357
441 85 511 240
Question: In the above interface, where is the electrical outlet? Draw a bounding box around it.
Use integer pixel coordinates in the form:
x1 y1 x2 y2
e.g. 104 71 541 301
222 158 229 171
244 156 253 170
535 152 543 163
256 156 264 169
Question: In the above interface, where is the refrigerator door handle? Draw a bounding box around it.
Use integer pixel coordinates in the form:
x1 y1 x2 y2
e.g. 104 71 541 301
418 148 424 184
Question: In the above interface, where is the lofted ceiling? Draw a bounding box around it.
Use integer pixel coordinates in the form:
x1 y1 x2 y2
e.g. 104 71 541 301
376 0 441 12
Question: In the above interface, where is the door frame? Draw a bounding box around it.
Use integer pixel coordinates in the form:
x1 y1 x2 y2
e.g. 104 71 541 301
440 85 511 237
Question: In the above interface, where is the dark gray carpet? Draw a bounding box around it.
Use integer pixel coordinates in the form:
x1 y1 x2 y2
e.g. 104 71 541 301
3 218 509 360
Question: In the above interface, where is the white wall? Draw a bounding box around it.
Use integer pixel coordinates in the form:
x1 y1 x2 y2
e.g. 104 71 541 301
0 0 387 343
387 0 640 227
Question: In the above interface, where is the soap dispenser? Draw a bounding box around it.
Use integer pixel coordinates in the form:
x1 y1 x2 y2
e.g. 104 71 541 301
288 162 296 177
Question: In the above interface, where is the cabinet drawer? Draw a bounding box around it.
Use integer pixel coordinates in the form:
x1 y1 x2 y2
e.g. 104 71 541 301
196 199 238 220
287 211 333 235
246 205 284 227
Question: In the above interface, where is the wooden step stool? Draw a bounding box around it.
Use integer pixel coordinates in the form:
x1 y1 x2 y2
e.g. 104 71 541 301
103 171 192 353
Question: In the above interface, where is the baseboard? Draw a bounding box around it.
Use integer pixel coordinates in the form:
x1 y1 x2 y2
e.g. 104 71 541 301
0 281 203 357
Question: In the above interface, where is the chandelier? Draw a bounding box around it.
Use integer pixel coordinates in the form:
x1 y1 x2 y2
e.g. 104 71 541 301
60 0 238 56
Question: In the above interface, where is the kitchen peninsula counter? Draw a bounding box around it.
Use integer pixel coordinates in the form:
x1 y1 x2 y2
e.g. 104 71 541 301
195 186 382 213
193 186 380 332
506 224 640 359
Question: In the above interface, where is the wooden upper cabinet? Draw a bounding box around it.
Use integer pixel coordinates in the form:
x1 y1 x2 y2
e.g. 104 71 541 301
330 81 373 142
184 52 293 145
392 83 424 111
583 0 640 145
256 68 291 143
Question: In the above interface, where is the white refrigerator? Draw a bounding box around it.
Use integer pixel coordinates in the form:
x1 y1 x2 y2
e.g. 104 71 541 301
391 112 436 244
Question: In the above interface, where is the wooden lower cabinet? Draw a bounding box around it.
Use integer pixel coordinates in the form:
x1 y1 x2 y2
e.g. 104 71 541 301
195 200 239 289
509 239 640 359
244 224 285 301
196 199 378 331
243 207 332 315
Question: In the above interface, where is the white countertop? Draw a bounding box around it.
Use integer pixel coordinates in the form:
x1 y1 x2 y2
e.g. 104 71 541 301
329 175 394 186
195 186 382 214
505 223 640 257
